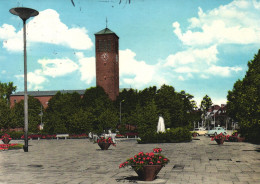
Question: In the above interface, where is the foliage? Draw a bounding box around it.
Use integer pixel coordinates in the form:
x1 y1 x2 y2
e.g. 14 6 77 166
11 96 42 133
132 100 158 137
119 148 169 170
67 108 93 134
0 81 16 104
0 143 23 150
200 95 213 113
8 143 23 150
44 91 81 134
0 99 12 129
0 131 24 139
82 87 116 133
227 50 260 143
137 127 191 143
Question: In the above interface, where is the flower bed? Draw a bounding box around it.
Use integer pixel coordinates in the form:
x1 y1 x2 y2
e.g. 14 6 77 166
115 134 125 138
69 133 88 139
0 143 23 151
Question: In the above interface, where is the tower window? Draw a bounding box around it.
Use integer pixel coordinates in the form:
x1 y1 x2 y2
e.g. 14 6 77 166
98 40 111 52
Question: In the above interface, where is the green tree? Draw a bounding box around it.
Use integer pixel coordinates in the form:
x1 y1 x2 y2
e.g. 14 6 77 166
227 50 260 142
82 87 115 133
11 96 42 132
155 85 184 127
0 81 16 104
0 99 12 130
44 92 81 134
68 109 94 134
132 100 158 136
200 95 213 128
200 95 213 113
115 88 139 128
98 108 118 132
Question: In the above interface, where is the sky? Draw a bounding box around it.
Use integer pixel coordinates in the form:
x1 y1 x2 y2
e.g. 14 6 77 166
0 0 260 106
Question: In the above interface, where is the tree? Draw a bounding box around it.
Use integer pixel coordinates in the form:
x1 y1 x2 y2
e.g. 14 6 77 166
68 109 94 134
200 95 213 113
227 50 260 142
132 100 158 136
98 108 118 132
44 92 81 134
0 81 16 104
155 85 184 127
82 87 115 133
11 96 42 133
0 99 12 130
200 95 213 128
138 86 157 107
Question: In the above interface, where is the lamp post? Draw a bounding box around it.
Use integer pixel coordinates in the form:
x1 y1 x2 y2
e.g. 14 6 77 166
120 100 125 125
10 7 39 152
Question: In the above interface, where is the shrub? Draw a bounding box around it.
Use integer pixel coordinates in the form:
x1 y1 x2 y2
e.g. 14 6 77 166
0 131 24 140
138 127 191 144
9 144 23 150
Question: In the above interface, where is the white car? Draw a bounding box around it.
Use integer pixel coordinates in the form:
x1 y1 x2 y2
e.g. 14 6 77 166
193 128 207 136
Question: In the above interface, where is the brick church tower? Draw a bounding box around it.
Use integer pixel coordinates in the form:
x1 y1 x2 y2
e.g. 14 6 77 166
95 27 119 101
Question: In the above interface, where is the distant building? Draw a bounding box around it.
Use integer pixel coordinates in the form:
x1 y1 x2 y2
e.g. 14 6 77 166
10 90 85 108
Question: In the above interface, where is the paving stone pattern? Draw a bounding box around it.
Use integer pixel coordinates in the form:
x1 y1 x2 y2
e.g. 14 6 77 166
0 136 259 184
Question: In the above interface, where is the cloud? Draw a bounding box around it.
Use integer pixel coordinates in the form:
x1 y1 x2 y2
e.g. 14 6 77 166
173 0 260 46
38 58 79 77
178 76 185 81
76 52 96 84
163 45 242 79
15 69 48 90
207 65 242 77
1 9 93 51
120 49 167 88
164 45 218 67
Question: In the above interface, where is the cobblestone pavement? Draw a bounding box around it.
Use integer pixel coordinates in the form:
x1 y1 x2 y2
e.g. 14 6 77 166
0 136 259 184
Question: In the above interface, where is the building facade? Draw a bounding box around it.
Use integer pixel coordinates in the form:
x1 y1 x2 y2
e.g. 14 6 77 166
10 90 85 108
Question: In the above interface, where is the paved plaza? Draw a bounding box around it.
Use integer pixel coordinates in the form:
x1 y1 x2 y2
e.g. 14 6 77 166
0 136 259 184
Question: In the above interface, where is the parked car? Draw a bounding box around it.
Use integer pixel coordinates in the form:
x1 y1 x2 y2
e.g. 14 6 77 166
207 127 227 136
193 128 208 136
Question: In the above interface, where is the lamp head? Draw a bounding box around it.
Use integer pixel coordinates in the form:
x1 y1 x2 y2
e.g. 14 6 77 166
10 7 39 21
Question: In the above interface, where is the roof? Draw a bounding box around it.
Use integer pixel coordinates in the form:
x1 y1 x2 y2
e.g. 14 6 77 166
11 90 86 97
95 28 119 38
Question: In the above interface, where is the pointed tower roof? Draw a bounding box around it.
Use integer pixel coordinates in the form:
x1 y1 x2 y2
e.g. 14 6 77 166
95 28 119 38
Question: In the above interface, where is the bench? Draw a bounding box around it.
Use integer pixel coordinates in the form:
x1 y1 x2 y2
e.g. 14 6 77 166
56 134 69 140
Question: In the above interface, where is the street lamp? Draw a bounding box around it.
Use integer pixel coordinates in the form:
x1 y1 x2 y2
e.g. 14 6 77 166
10 7 39 152
120 100 125 125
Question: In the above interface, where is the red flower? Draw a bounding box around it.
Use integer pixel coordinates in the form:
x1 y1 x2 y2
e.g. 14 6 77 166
119 148 169 169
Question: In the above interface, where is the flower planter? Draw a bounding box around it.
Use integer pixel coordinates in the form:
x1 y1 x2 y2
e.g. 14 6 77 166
98 142 111 150
132 165 163 181
1 138 11 144
215 137 225 145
